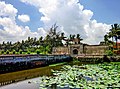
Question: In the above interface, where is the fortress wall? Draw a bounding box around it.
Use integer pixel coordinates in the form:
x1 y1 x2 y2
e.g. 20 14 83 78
52 45 109 55
52 47 69 54
85 45 109 55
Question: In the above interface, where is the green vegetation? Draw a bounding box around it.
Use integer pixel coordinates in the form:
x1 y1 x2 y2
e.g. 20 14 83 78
104 23 120 54
6 50 10 54
37 62 120 89
0 24 63 55
105 50 114 56
0 24 82 55
12 50 16 54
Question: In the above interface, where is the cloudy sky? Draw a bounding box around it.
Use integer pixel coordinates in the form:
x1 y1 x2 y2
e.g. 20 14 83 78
0 0 120 44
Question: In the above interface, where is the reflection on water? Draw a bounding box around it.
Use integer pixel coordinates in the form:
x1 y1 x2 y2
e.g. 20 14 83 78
0 63 67 89
0 61 91 89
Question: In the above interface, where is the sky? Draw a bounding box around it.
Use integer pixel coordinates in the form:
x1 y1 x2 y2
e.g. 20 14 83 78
0 0 120 44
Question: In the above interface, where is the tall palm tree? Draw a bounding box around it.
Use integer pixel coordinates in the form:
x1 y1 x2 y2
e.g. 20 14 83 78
108 24 120 50
76 34 83 44
104 35 108 45
113 24 118 49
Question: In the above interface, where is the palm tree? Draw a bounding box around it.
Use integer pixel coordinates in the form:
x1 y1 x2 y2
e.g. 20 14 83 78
107 24 120 50
60 32 66 41
76 34 83 44
1 41 6 51
104 35 108 45
113 24 118 49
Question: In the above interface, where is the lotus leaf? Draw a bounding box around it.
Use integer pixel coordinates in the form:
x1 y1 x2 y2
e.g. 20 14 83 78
33 62 120 89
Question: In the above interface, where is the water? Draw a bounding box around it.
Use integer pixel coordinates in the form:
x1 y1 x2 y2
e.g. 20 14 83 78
0 63 68 89
0 61 95 89
0 78 39 89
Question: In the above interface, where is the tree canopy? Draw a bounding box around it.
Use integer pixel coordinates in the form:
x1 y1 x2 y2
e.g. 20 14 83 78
0 24 83 55
104 23 120 54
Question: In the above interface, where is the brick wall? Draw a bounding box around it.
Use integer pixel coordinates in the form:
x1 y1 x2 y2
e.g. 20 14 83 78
85 45 108 55
52 45 109 55
52 47 69 54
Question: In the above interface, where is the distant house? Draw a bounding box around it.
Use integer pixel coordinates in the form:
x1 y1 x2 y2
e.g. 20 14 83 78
113 42 120 49
113 42 120 54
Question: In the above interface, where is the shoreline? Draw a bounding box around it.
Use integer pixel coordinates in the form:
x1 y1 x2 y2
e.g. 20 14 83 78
0 77 40 89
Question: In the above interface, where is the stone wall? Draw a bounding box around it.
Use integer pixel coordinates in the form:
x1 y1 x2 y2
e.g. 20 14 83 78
52 47 69 54
69 44 83 56
52 44 109 55
84 45 108 55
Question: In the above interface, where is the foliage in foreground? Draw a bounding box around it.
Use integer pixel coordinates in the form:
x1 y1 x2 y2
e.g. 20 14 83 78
36 63 120 89
105 50 114 56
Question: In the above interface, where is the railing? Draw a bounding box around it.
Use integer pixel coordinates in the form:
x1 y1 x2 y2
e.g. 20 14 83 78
0 54 72 74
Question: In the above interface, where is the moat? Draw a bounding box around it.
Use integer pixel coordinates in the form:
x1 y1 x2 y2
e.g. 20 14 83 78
1 61 120 89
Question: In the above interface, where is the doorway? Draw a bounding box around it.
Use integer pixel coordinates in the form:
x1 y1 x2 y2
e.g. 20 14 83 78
73 49 78 55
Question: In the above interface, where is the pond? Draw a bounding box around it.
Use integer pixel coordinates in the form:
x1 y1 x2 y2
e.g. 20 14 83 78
0 62 72 89
0 78 39 89
1 61 120 89
36 62 120 89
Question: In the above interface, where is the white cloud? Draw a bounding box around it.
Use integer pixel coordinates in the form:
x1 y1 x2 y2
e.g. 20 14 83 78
83 20 111 44
0 1 40 43
20 0 111 44
18 14 30 22
0 0 111 44
37 27 47 37
0 1 17 20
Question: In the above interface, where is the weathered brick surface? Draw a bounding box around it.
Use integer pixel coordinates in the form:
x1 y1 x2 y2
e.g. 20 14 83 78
52 44 108 56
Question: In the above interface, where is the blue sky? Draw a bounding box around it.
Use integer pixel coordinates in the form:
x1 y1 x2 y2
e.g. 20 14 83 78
0 0 119 44
81 0 120 24
4 0 43 32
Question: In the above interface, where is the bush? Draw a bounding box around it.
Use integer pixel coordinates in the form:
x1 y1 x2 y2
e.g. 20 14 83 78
0 50 4 54
27 51 30 54
19 49 23 54
36 49 41 54
29 47 35 52
105 50 114 56
12 50 16 54
6 50 10 54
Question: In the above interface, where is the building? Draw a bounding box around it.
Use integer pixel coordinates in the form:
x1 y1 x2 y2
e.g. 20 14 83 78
52 43 108 56
113 42 120 54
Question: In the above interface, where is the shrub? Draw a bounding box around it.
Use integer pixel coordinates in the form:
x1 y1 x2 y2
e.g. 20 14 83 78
0 50 4 54
105 50 114 56
12 50 16 54
27 51 30 54
6 50 10 54
19 49 23 54
36 49 40 54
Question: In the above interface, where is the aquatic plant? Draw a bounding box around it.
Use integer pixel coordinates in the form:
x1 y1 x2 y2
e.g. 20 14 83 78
37 62 120 89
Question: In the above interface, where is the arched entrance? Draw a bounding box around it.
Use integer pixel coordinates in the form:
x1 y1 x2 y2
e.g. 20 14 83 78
73 49 78 55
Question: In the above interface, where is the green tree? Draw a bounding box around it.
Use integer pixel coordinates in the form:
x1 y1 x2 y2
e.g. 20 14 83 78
0 50 4 54
19 49 23 54
6 50 10 54
44 24 64 52
107 23 120 50
104 35 108 45
76 34 83 44
12 50 16 54
105 50 114 56
36 49 41 54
